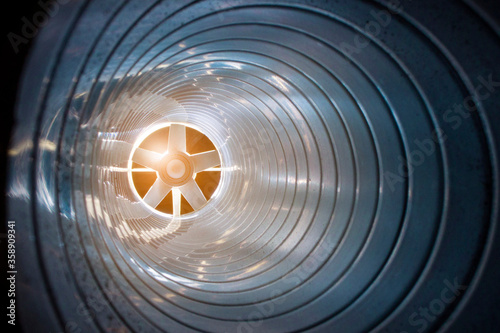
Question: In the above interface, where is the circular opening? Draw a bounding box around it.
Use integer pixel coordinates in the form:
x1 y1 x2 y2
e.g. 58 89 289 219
130 124 221 216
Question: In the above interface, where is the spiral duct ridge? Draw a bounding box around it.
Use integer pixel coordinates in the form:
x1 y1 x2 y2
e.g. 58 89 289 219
7 0 500 332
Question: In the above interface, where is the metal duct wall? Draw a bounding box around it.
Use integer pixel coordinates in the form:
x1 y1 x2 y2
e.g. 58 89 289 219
7 0 500 332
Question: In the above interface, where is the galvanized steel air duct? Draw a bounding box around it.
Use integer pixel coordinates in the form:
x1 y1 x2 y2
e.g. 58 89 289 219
7 0 500 332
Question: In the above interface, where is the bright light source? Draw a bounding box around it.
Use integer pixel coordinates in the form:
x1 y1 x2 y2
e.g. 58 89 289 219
129 123 221 216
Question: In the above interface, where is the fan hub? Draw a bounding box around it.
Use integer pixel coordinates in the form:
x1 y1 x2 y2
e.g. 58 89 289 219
158 153 193 186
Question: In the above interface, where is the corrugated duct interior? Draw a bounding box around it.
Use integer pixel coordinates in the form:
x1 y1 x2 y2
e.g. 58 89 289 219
7 0 500 332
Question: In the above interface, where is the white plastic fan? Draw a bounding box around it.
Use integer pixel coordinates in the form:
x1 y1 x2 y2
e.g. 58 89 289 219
129 123 221 216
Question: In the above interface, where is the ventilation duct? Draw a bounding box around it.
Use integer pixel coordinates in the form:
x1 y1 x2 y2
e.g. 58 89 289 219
7 0 500 332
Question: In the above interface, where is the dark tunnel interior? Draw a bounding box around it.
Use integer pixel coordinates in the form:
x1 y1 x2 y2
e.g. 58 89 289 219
2 0 500 332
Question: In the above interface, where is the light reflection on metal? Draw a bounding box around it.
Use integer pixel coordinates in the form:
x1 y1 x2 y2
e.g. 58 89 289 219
6 1 500 333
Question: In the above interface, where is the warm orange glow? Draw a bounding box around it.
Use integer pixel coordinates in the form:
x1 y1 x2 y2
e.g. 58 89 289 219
131 126 221 215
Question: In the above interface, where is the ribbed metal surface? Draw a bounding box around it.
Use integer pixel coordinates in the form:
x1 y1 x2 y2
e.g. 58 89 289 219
7 0 500 332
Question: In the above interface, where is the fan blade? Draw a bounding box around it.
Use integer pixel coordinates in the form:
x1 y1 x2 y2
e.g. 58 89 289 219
179 179 207 211
172 188 181 217
168 123 186 153
143 178 171 208
191 150 220 173
132 147 162 170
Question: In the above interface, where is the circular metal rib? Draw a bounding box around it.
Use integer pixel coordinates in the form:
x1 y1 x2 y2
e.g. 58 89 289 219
7 0 500 332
